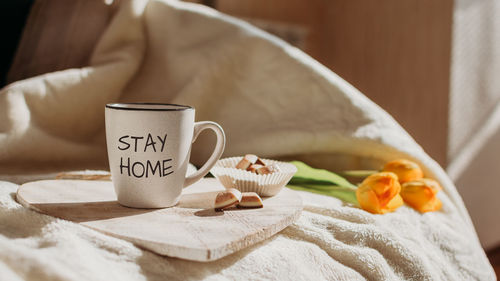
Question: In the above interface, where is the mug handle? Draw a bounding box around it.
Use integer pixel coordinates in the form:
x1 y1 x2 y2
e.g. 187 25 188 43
184 121 225 187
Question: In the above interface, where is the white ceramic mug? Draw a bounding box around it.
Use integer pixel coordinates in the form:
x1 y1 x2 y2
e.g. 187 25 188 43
105 103 225 208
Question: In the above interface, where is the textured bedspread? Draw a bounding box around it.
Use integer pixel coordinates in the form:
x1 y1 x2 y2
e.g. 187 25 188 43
0 179 494 280
0 0 495 279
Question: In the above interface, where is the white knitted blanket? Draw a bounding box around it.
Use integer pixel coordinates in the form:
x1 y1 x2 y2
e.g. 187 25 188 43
0 0 495 280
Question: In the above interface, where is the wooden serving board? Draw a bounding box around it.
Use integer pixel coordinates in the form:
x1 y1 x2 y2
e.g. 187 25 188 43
16 178 302 262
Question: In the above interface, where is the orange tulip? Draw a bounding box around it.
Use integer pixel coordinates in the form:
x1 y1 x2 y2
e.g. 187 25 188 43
401 178 442 213
383 159 423 183
356 172 404 214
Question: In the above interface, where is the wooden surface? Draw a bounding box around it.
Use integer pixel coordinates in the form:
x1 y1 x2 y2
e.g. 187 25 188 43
16 178 302 262
216 0 453 166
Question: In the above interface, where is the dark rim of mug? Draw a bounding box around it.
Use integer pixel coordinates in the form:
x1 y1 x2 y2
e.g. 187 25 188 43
105 103 193 111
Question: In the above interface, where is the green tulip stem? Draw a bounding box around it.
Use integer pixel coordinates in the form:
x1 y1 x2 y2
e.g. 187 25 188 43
340 170 379 178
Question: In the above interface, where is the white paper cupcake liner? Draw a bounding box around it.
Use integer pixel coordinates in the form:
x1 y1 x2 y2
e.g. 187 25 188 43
210 157 297 196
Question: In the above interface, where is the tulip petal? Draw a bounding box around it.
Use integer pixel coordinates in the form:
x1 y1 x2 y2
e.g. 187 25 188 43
356 187 382 214
356 172 403 214
370 173 400 207
384 194 404 213
416 197 442 213
401 179 442 213
383 159 424 183
381 181 401 207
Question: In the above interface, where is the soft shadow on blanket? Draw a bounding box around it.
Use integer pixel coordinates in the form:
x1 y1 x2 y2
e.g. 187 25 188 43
1 193 55 239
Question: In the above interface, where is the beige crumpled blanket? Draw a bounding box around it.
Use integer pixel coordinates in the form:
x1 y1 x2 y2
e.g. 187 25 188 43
0 0 495 280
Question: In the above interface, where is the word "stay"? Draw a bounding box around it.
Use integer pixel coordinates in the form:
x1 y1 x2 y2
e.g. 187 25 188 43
118 133 168 153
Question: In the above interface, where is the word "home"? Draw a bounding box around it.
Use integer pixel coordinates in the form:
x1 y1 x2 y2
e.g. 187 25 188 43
117 133 173 178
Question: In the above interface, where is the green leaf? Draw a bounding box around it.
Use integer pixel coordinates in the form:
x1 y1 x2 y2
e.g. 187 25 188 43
289 161 357 189
287 161 359 205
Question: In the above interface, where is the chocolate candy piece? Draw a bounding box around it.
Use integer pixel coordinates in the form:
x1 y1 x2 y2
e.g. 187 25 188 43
255 164 281 175
255 157 266 166
237 192 264 208
248 164 264 173
214 188 242 210
235 154 259 170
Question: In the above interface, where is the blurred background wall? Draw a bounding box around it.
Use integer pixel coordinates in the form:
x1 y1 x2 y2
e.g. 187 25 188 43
208 0 453 167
